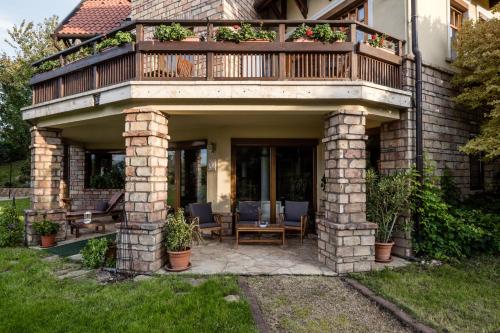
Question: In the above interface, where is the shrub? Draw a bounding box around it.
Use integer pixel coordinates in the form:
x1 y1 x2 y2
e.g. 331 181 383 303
96 31 134 52
154 23 195 41
32 219 59 236
0 203 24 247
215 23 276 42
81 238 112 269
36 59 61 73
164 209 200 252
291 23 346 42
414 164 500 261
366 169 416 243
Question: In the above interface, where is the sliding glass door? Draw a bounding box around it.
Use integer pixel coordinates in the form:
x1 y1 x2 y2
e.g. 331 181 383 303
167 141 207 210
232 139 317 227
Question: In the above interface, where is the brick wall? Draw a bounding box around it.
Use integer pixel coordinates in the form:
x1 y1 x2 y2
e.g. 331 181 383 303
131 0 258 20
68 145 122 211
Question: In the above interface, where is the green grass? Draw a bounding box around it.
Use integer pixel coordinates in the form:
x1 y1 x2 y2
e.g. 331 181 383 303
0 160 28 187
0 248 257 333
0 197 30 219
352 256 500 333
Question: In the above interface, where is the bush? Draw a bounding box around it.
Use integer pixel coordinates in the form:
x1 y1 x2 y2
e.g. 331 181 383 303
0 203 24 247
32 219 59 236
164 209 200 252
414 164 500 261
291 23 346 42
215 23 276 42
81 238 112 269
96 31 134 52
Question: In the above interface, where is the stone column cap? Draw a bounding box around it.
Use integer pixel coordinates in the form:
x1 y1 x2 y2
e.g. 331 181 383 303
116 221 166 230
322 134 368 143
318 219 378 230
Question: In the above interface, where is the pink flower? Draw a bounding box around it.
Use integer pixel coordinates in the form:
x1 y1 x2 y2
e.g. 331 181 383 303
371 34 377 40
233 25 240 30
306 28 313 37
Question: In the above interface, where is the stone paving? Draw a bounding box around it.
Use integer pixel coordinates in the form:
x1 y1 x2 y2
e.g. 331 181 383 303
158 237 337 276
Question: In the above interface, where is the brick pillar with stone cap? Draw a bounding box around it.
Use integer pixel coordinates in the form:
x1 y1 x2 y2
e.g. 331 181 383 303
317 109 377 274
117 107 169 273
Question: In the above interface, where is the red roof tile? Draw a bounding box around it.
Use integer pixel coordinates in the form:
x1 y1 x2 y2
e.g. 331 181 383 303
55 0 131 38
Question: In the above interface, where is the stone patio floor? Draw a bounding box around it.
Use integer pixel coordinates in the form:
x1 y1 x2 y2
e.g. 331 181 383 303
157 236 410 276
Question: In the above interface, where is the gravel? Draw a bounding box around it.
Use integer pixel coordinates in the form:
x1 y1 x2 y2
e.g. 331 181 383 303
245 276 411 333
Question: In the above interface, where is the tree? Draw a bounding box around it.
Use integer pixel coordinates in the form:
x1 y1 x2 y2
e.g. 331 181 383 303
452 5 500 160
0 17 62 163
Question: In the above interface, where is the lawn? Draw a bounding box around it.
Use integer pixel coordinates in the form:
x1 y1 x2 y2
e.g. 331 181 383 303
352 256 500 333
0 197 30 219
0 248 257 333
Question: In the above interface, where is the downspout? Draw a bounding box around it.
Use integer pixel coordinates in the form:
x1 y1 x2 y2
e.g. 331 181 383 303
411 0 424 239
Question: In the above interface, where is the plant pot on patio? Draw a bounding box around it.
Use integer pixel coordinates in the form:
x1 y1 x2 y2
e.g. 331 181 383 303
164 209 201 271
40 234 56 248
375 242 394 262
32 219 60 248
167 248 192 270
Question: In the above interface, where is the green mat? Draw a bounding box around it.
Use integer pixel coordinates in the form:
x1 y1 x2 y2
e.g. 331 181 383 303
44 233 117 257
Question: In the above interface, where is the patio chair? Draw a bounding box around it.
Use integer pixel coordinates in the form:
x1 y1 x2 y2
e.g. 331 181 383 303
235 201 261 225
188 202 223 242
279 201 309 243
66 191 124 237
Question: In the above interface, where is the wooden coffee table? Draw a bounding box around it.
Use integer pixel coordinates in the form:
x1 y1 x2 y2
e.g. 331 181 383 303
235 223 285 248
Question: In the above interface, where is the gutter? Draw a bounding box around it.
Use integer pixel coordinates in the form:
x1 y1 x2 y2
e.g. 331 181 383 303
411 0 424 239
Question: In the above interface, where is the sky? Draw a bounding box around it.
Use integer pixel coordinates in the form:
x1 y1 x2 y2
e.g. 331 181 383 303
0 0 80 56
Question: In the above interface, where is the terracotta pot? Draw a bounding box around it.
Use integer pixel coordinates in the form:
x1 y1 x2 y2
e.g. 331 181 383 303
167 248 191 270
294 37 315 43
40 234 56 248
375 242 394 262
182 36 200 42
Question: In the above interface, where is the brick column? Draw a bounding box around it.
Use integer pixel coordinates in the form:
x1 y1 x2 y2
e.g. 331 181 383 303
317 109 377 273
27 127 66 245
117 107 169 273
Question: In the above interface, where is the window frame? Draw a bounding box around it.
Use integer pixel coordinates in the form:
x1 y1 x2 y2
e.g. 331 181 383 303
84 150 126 189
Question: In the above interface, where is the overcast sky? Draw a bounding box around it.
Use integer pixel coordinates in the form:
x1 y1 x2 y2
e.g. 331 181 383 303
0 0 80 55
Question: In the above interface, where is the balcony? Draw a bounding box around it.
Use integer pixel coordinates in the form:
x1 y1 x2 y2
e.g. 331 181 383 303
30 20 405 105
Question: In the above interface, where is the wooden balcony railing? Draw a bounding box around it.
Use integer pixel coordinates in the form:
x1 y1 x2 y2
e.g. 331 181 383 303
30 20 404 105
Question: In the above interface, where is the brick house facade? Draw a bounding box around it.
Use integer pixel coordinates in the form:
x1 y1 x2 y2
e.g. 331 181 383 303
23 0 499 273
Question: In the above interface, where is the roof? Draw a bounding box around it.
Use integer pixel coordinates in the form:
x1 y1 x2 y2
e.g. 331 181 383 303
54 0 131 39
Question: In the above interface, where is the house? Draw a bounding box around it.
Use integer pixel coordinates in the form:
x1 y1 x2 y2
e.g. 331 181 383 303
23 0 500 273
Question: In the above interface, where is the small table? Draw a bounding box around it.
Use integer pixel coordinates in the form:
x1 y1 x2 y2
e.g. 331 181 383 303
69 219 108 238
235 223 285 248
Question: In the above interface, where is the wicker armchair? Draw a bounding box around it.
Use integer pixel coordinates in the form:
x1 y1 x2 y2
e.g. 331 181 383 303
187 202 223 242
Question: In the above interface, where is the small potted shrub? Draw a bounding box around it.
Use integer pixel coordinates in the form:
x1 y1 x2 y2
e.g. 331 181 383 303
164 208 201 271
291 23 347 43
81 238 116 269
96 31 135 52
215 23 276 43
32 219 60 248
154 23 199 42
366 169 415 262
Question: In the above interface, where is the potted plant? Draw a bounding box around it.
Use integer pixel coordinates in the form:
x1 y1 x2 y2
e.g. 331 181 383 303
366 169 415 262
32 219 60 248
96 31 135 52
154 23 199 42
215 23 276 43
164 208 201 271
291 23 347 43
366 33 395 52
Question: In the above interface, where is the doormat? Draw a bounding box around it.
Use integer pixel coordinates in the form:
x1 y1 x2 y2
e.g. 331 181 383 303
44 233 117 257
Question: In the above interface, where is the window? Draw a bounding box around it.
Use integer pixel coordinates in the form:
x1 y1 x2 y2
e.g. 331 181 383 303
335 0 369 42
450 0 467 59
469 154 484 190
85 151 125 189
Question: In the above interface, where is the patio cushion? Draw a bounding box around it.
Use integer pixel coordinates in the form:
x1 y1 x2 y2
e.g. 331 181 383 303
95 201 109 212
284 201 309 222
188 203 213 225
284 220 302 228
198 223 220 229
238 201 260 221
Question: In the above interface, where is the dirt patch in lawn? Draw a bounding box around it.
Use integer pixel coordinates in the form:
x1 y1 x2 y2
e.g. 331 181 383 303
245 276 411 333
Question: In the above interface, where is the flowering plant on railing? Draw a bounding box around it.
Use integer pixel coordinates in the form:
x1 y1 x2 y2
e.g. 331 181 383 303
367 33 387 48
291 23 346 43
215 23 276 42
154 23 197 41
35 59 61 74
96 31 135 52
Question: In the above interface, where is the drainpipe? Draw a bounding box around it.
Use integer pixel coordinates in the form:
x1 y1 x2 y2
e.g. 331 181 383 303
411 0 423 239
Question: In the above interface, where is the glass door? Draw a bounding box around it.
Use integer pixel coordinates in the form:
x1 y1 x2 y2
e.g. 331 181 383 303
167 141 207 211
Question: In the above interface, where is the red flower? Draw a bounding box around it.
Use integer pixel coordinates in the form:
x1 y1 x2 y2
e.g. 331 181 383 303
306 28 313 37
233 25 240 30
371 34 377 40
